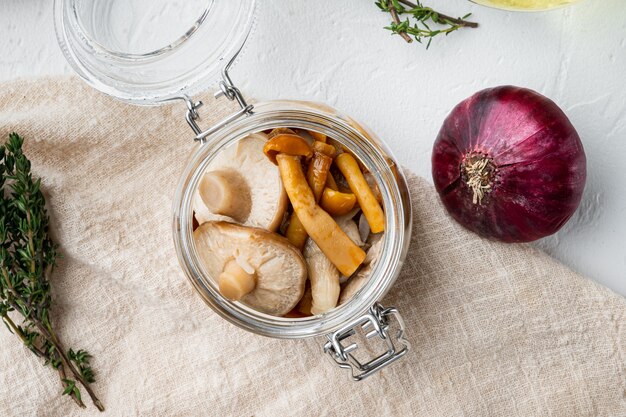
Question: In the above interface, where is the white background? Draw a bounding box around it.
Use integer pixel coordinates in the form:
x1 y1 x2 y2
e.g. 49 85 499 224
1 0 625 295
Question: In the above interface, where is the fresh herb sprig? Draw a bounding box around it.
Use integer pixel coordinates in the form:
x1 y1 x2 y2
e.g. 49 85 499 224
376 0 478 48
0 133 104 411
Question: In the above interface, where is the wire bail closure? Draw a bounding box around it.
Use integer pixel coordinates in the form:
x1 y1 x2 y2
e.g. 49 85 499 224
323 303 410 381
182 56 254 142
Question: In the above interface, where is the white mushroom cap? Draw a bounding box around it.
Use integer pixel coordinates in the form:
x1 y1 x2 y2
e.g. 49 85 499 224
193 133 288 231
194 221 307 316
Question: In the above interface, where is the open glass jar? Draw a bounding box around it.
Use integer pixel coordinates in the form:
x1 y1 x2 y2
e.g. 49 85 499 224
55 0 412 380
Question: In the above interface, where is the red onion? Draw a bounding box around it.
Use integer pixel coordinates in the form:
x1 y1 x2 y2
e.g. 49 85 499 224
431 86 586 243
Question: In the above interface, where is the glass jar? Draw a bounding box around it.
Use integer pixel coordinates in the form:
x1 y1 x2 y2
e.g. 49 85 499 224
55 0 413 380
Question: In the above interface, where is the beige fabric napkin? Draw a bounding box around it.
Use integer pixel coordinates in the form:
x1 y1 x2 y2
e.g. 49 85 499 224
0 76 624 417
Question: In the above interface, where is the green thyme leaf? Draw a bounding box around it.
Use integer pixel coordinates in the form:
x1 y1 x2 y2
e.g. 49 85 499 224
0 133 104 411
376 0 478 47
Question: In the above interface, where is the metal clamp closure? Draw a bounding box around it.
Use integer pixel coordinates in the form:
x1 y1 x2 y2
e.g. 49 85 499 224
183 63 253 142
323 303 410 381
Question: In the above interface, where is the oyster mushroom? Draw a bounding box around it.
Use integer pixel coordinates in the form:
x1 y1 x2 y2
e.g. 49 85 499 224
304 240 340 315
304 217 362 315
194 221 307 316
339 233 384 305
193 133 288 231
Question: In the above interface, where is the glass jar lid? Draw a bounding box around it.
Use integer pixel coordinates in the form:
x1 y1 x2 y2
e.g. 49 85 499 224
54 0 257 105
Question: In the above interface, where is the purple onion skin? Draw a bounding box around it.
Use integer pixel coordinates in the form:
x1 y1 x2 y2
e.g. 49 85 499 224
432 86 586 243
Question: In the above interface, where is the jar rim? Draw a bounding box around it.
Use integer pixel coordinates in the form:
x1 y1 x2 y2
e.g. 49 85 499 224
173 101 412 339
54 0 257 105
73 4 211 60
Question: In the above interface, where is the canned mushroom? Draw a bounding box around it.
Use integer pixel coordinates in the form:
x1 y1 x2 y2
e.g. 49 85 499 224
192 128 387 317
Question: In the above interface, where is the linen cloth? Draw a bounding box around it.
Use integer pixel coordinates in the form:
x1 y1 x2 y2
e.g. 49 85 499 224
0 77 624 417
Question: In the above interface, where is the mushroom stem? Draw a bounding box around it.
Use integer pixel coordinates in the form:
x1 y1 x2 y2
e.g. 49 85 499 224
285 214 308 250
311 141 336 158
297 282 313 315
335 153 385 233
199 170 251 222
218 259 256 301
308 130 327 143
286 139 334 250
308 251 340 315
277 154 366 277
326 173 339 191
307 148 334 202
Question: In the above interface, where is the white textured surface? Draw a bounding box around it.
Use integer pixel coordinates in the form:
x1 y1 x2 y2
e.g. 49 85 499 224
1 0 625 295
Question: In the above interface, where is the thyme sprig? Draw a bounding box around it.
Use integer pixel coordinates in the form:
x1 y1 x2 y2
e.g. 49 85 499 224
0 133 104 411
376 0 478 48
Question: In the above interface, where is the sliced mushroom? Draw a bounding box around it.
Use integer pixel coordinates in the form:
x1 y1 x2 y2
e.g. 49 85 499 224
194 221 307 316
339 233 384 305
304 239 340 315
304 216 362 315
193 133 288 231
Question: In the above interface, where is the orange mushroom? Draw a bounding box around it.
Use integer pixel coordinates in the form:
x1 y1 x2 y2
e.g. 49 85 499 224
335 153 385 233
263 134 312 164
320 188 357 216
276 154 365 276
286 139 335 249
308 130 327 143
